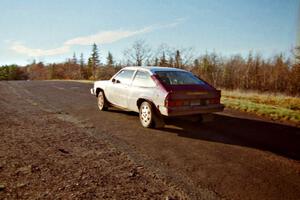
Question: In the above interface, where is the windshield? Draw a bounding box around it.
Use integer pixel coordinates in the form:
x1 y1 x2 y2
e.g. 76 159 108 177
155 71 205 85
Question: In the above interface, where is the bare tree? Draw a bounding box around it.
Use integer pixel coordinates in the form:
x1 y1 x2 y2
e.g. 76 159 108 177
124 40 152 66
151 43 171 66
292 46 300 64
176 47 194 68
28 62 48 80
153 44 194 68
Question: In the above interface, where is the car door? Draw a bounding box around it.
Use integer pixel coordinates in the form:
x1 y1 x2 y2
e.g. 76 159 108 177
105 69 135 108
127 70 156 112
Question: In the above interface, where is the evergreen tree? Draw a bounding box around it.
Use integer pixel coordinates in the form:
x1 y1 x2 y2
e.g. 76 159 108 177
72 52 77 64
79 53 85 79
0 66 9 80
294 46 300 63
154 58 159 66
169 57 174 67
106 52 114 67
145 59 151 66
90 43 100 79
175 50 183 68
193 59 200 67
273 54 289 92
159 52 168 67
87 57 93 79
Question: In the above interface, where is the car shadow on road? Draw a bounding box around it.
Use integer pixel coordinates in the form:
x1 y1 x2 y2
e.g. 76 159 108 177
163 114 300 160
107 109 139 116
101 108 299 160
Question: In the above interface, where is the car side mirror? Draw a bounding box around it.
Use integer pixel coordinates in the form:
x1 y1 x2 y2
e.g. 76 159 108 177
112 78 120 84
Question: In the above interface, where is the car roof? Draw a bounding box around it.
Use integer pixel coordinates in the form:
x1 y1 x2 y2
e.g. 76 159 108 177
123 66 186 74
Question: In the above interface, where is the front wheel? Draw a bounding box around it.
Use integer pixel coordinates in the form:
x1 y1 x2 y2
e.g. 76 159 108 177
139 101 164 128
97 91 108 111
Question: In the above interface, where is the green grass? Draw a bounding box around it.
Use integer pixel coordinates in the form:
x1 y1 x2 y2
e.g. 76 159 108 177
222 90 300 111
221 90 300 125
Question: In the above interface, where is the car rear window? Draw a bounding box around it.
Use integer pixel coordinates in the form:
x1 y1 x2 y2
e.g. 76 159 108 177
155 71 205 85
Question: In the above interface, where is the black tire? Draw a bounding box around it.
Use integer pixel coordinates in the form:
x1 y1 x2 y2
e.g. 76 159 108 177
200 114 214 122
97 91 108 111
139 101 164 128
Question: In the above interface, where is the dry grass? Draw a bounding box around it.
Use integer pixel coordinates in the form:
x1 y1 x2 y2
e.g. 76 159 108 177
47 79 94 84
69 80 94 84
221 89 300 125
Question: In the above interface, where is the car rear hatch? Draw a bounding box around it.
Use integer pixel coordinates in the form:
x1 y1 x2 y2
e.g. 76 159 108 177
163 84 221 108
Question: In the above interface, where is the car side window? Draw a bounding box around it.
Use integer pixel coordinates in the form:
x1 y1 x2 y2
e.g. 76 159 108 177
132 71 156 87
114 70 135 85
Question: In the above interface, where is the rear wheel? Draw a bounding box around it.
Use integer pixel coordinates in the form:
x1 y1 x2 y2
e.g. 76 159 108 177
97 91 108 111
139 101 164 128
139 102 153 128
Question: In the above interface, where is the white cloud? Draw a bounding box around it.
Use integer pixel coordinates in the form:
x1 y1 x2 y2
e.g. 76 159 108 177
64 26 153 46
9 18 185 57
159 17 187 28
10 42 70 57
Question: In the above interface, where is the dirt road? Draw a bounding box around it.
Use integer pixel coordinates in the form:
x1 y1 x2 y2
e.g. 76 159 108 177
1 81 299 200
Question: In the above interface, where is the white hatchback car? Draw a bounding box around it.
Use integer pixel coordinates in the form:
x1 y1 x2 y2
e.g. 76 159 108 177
91 66 224 128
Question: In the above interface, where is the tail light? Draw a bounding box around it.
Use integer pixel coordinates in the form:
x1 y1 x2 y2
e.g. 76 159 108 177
165 99 185 107
165 93 188 107
209 98 220 104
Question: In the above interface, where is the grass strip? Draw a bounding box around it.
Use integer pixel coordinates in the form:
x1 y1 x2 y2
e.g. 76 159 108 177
221 96 300 125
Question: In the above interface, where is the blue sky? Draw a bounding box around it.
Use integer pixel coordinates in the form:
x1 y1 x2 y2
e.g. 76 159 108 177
0 0 298 65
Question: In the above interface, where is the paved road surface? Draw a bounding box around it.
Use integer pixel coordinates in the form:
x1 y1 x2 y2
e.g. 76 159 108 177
2 81 300 200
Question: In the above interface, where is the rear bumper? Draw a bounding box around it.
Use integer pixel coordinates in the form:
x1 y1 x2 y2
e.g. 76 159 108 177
159 104 225 116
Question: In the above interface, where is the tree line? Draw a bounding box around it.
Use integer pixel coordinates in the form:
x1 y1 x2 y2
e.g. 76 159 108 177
1 40 299 95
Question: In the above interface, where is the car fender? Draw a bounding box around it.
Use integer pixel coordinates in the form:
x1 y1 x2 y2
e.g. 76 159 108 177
136 95 159 111
93 80 110 96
